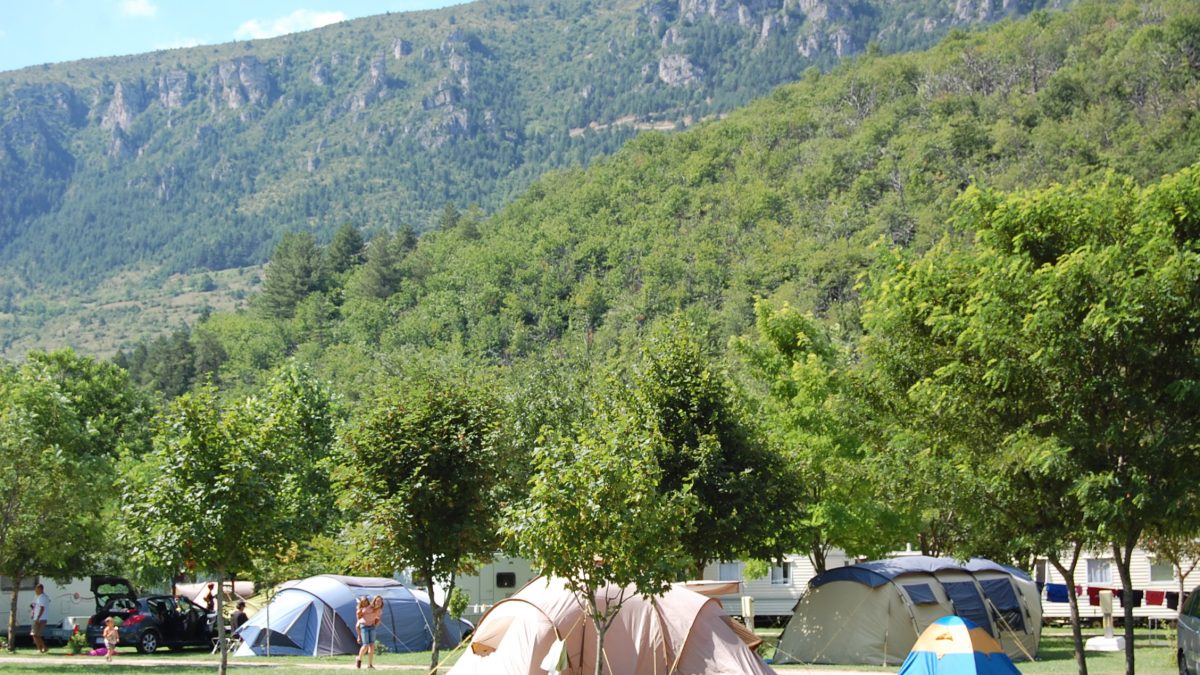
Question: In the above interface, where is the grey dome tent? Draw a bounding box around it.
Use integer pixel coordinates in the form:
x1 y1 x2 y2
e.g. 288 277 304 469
233 575 472 657
774 556 1040 666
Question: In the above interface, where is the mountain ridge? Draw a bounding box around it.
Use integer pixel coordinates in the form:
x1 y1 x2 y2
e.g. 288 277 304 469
0 0 1056 356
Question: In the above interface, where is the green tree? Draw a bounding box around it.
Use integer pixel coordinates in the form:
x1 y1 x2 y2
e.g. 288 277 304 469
120 370 333 673
0 350 147 650
504 403 694 675
860 239 1099 670
327 223 366 275
259 232 327 319
335 376 502 670
860 166 1200 675
630 320 778 575
732 301 897 572
439 202 462 231
348 231 403 300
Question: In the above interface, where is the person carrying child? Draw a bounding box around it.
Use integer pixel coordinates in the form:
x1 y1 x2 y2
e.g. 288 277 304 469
355 595 383 669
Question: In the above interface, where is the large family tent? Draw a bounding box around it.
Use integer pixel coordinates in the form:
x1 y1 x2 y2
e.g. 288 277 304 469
897 616 1022 675
448 576 775 675
775 556 1040 666
233 575 472 657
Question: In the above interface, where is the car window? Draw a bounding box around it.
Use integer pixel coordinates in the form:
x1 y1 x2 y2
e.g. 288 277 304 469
177 596 195 613
1185 588 1200 618
147 597 169 615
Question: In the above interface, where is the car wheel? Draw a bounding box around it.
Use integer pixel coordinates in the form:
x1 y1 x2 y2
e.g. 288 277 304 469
137 630 160 654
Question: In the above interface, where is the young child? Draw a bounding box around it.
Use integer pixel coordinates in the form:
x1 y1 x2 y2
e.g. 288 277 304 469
355 596 370 668
102 617 120 663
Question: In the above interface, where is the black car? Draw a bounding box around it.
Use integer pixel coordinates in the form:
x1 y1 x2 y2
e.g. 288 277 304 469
85 576 217 654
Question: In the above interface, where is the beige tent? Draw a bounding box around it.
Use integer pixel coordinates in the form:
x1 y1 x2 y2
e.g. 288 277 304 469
175 580 256 610
448 576 775 675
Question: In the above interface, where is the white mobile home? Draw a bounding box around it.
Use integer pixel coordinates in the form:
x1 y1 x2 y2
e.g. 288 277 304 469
700 552 856 619
1036 547 1199 621
453 556 536 623
0 576 94 643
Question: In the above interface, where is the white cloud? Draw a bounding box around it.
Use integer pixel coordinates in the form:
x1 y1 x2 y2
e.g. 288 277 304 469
234 9 346 40
154 37 205 50
119 0 158 18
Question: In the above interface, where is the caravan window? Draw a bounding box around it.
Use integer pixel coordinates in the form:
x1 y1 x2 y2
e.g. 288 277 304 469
718 562 740 582
0 576 38 592
770 563 790 585
1087 559 1112 584
1150 562 1174 583
496 573 516 589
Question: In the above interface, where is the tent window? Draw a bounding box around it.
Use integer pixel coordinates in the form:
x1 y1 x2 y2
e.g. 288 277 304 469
942 581 992 635
1087 559 1112 584
496 572 516 589
770 563 790 585
979 578 1026 633
902 583 939 605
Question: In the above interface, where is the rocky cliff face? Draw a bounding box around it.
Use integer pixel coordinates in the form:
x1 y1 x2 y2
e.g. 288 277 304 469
210 56 275 110
101 81 146 131
158 70 193 109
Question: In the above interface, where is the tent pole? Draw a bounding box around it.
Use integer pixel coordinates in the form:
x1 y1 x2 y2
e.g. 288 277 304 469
986 598 1034 661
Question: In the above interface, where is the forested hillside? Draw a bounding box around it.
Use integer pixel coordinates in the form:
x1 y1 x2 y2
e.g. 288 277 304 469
115 0 1200 402
0 0 1051 356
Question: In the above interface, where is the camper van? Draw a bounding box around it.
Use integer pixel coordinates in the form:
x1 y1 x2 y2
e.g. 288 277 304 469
0 576 94 645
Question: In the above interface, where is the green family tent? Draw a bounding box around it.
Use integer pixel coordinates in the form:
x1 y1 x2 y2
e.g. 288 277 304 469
775 557 1040 666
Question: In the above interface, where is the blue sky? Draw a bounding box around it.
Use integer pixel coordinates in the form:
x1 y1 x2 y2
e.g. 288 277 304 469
0 0 471 73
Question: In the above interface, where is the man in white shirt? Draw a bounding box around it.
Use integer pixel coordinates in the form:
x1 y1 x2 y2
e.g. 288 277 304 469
30 583 50 653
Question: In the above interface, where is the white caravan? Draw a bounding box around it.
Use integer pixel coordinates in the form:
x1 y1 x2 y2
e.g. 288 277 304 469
0 576 95 644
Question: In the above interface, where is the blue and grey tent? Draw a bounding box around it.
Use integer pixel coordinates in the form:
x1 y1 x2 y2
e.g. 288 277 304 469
774 556 1040 666
233 575 472 657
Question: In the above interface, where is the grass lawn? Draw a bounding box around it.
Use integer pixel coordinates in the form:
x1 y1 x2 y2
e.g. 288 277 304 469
0 629 1181 673
759 627 1179 674
0 643 470 673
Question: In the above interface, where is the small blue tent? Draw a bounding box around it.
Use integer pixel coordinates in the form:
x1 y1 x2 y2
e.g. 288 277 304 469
898 616 1022 675
234 575 472 657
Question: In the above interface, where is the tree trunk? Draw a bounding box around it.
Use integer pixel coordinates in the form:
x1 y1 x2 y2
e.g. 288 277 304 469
808 541 827 575
1049 549 1087 675
594 619 607 675
5 573 20 653
426 569 455 672
1181 575 1188 621
217 566 228 675
1112 539 1137 675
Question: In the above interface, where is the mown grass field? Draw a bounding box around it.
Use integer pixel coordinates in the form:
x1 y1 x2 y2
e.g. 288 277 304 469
0 629 1180 673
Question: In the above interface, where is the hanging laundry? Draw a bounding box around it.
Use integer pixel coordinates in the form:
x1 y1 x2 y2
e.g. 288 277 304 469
1086 587 1103 606
1146 590 1165 606
1118 590 1144 607
1046 583 1070 603
1166 591 1180 610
